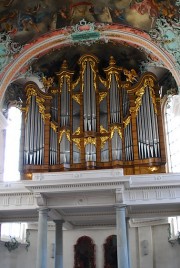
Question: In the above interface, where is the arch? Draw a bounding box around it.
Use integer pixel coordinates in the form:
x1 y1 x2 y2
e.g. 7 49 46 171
104 235 117 268
74 236 95 268
0 24 179 103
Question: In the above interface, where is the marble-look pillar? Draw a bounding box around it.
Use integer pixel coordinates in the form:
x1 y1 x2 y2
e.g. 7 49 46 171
54 220 64 268
36 208 49 268
116 205 129 268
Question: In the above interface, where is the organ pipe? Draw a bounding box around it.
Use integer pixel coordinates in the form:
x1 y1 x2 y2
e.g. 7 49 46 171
22 55 165 177
23 94 45 166
83 60 96 131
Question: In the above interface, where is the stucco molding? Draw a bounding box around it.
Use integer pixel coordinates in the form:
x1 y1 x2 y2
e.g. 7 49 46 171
0 24 179 103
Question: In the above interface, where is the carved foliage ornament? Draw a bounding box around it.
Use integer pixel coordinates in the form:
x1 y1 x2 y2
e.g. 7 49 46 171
81 56 98 93
110 125 122 139
130 78 157 115
84 137 96 147
59 129 71 143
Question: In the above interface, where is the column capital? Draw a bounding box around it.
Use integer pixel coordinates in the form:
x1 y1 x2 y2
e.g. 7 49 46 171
37 208 50 218
54 220 65 225
115 204 127 210
38 207 49 213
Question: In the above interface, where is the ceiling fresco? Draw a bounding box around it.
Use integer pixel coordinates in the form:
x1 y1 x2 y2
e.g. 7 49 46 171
0 0 179 44
0 0 179 98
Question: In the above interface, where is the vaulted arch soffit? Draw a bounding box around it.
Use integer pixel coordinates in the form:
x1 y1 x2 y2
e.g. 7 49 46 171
0 24 179 103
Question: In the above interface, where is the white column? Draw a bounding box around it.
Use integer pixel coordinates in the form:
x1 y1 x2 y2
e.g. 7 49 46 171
126 218 131 268
54 220 64 268
116 205 129 268
36 208 49 268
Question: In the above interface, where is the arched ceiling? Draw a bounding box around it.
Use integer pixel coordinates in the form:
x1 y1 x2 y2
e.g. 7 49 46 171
0 0 179 99
0 0 178 43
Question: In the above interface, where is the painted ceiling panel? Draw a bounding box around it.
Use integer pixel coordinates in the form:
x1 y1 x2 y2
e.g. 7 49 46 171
0 0 178 44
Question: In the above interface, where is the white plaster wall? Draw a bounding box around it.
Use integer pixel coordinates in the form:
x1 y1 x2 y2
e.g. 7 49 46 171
129 226 139 268
0 224 180 268
0 227 116 268
153 224 180 268
0 229 55 268
63 228 117 268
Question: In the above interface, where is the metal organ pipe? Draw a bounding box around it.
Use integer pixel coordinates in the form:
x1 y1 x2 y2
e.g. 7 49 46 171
147 88 160 157
50 128 57 165
83 61 96 132
91 62 96 131
137 86 161 159
122 88 133 161
145 87 154 157
110 74 120 124
29 96 35 164
22 56 164 176
61 77 70 127
33 97 38 164
23 95 45 166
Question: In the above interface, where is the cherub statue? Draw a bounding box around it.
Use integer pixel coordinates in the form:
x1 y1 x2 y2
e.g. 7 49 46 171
124 68 138 83
42 76 54 91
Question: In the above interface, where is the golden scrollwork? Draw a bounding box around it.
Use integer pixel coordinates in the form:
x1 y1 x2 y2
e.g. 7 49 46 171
100 136 109 149
100 125 108 134
148 166 159 172
72 94 81 105
99 76 107 88
99 92 107 103
144 78 154 88
51 89 59 94
36 96 45 117
24 87 38 121
106 72 121 90
84 137 96 146
90 60 97 92
148 86 157 114
110 125 122 139
44 113 51 120
50 122 58 132
106 73 112 89
129 77 158 116
130 85 145 115
26 87 37 97
59 75 71 93
73 127 81 135
72 77 80 91
123 116 131 128
72 138 81 150
59 129 71 143
81 57 97 92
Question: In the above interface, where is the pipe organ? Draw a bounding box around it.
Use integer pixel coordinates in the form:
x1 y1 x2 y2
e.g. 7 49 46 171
21 54 166 179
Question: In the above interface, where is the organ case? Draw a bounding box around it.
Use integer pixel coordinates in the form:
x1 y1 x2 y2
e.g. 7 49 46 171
21 54 166 179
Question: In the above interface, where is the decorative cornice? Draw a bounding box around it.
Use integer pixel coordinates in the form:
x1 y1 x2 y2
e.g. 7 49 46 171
129 218 168 227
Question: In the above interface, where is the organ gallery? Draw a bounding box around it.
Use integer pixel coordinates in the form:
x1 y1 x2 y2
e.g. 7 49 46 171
21 54 166 179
